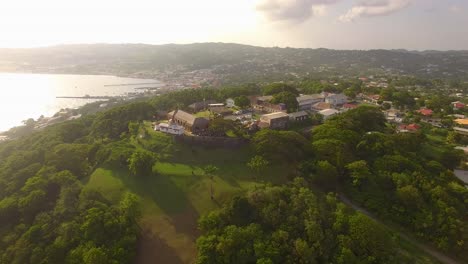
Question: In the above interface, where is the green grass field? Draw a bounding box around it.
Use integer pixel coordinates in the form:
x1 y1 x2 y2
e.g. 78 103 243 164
85 127 289 263
84 123 440 264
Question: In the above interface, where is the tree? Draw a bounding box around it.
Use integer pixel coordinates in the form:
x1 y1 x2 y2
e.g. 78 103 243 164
83 247 109 264
311 160 338 188
262 83 299 96
203 165 219 200
127 150 155 176
270 91 298 113
234 95 250 109
252 130 311 163
345 160 371 186
247 155 269 180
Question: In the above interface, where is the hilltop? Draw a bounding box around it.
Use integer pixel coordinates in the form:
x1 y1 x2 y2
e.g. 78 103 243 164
1 43 468 82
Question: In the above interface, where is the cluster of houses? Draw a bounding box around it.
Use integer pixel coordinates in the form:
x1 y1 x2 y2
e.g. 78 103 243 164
154 92 353 135
251 92 351 129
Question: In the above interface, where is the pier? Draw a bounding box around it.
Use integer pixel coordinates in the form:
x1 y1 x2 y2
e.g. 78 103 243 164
56 96 119 100
104 82 160 87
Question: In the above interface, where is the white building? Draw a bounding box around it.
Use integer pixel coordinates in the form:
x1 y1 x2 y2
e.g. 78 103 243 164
154 122 185 135
325 93 348 107
318 109 340 120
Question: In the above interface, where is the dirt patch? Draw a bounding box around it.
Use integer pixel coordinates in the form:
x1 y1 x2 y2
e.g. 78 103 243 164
170 204 200 241
134 230 184 264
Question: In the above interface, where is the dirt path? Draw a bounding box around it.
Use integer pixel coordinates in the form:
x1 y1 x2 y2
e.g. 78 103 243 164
338 194 460 264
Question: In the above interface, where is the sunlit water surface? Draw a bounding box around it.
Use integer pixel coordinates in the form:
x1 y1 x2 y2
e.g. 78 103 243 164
0 73 160 132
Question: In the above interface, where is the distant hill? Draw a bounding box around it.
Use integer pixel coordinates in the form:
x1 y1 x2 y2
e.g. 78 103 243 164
0 43 467 80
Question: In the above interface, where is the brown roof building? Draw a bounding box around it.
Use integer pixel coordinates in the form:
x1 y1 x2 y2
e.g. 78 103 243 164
167 110 209 132
259 112 289 129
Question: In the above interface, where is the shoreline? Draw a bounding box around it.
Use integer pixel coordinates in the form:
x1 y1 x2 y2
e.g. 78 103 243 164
0 72 166 137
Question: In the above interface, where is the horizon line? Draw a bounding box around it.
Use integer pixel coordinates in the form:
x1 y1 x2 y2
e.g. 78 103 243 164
0 42 467 53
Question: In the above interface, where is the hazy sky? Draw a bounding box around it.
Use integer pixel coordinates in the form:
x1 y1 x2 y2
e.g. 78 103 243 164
0 0 467 50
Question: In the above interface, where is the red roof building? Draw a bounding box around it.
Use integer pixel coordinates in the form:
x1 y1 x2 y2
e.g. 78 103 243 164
417 108 433 116
343 103 358 109
452 101 465 109
399 123 421 132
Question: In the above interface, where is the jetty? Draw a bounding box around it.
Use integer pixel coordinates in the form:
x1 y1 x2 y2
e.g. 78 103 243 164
104 82 160 87
56 95 118 100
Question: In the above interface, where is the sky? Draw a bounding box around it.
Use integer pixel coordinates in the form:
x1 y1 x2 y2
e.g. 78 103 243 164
0 0 467 50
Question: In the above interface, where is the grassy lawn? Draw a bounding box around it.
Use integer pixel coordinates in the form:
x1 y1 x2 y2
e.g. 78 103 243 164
85 127 290 264
194 110 212 118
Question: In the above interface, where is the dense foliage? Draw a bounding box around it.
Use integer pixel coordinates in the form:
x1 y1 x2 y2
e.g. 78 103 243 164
197 179 410 264
0 117 142 263
307 106 468 259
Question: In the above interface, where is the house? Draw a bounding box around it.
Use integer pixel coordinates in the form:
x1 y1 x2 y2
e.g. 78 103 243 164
253 97 287 113
416 108 433 117
364 94 380 104
453 170 468 186
454 127 468 136
452 101 465 110
256 95 274 104
209 105 232 116
154 122 185 135
341 103 358 112
167 110 209 132
226 98 235 108
325 93 348 106
289 111 309 122
385 110 403 123
455 119 468 127
188 100 216 112
259 112 289 129
296 94 324 111
312 102 332 111
398 124 420 133
318 109 340 120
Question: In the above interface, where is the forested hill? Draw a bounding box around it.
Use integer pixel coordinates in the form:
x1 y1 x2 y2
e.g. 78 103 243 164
1 43 468 79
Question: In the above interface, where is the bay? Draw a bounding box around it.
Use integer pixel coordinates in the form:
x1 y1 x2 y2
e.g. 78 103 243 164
0 73 161 132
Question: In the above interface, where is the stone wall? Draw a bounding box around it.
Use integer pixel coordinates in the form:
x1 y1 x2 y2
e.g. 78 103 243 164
175 135 248 148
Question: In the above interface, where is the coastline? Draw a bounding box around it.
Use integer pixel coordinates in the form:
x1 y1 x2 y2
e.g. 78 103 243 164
0 72 165 139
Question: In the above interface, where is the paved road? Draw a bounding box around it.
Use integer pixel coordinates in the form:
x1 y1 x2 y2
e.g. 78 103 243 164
338 194 460 264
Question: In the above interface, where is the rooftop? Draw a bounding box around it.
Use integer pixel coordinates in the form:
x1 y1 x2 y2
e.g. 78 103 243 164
453 169 468 185
261 112 289 120
296 94 324 103
454 119 468 126
168 110 197 125
319 109 340 116
289 111 309 118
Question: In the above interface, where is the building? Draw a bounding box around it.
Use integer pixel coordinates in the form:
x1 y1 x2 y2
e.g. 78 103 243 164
455 119 468 127
289 111 309 122
416 108 433 117
253 96 287 113
325 93 348 106
226 98 235 108
454 127 468 136
296 94 324 111
318 109 340 120
259 112 289 129
341 103 358 112
256 95 274 104
312 102 332 111
398 124 421 133
188 100 216 112
453 170 468 186
154 122 185 135
452 101 465 110
167 110 209 132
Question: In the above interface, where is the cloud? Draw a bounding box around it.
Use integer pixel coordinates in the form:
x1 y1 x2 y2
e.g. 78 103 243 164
256 0 341 23
339 0 412 22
